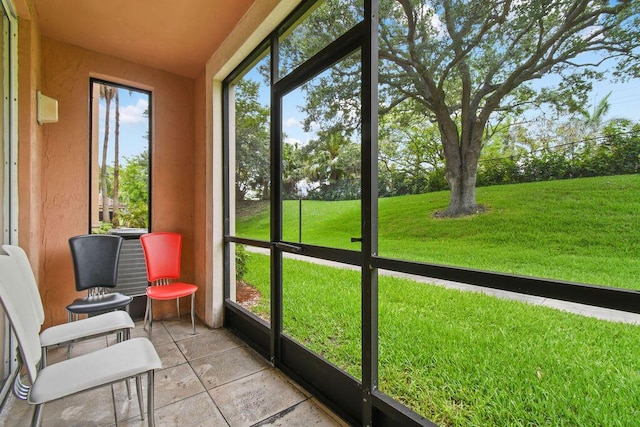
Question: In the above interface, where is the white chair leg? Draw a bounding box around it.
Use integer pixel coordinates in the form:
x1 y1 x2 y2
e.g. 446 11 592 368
41 347 48 369
136 375 145 420
31 403 44 427
111 384 118 425
119 326 132 399
190 293 195 335
66 311 73 357
177 298 180 320
148 299 153 336
126 377 132 400
143 298 150 331
147 370 156 427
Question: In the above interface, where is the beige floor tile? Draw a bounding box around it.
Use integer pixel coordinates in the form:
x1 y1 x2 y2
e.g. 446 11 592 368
190 346 269 390
153 363 206 408
0 394 34 426
45 335 109 365
162 318 209 341
0 320 346 427
258 399 349 426
112 363 208 421
118 392 228 427
209 369 306 427
40 385 116 427
155 341 187 369
129 321 173 346
176 329 244 362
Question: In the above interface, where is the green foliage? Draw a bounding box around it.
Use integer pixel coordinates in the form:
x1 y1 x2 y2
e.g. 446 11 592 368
234 77 270 201
380 116 640 193
103 165 114 195
278 0 363 77
378 102 446 196
297 130 361 201
92 222 113 234
282 141 305 198
235 244 249 282
475 120 640 186
119 151 149 228
599 120 640 174
118 201 148 229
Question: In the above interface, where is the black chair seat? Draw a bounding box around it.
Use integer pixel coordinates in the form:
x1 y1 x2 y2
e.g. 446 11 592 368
67 234 131 321
66 292 132 314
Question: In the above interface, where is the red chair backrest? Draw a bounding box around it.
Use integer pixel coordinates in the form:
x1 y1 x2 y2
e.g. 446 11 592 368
140 232 182 282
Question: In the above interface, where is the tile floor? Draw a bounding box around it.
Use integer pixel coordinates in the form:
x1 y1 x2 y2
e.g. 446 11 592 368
0 318 348 427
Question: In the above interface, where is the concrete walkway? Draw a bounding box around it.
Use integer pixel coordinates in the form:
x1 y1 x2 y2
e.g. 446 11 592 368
249 247 640 325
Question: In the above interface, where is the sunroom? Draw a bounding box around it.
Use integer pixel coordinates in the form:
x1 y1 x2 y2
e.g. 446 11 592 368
1 0 640 426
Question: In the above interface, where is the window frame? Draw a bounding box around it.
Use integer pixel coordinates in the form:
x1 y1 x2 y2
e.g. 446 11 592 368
0 0 20 406
87 77 153 233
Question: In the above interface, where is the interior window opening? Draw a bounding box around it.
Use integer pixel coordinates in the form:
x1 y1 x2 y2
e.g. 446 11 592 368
89 79 151 235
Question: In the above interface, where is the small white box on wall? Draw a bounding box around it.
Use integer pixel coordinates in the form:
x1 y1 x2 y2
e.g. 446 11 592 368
37 91 58 124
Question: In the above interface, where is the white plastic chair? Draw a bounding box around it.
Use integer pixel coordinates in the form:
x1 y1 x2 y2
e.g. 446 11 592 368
2 245 135 366
3 245 136 402
0 251 162 426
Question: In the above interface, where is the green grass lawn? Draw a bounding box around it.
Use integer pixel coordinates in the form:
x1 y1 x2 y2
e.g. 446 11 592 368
238 175 640 289
235 175 640 425
243 252 640 426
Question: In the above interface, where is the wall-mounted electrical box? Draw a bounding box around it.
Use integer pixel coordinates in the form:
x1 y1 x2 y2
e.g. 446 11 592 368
37 91 58 124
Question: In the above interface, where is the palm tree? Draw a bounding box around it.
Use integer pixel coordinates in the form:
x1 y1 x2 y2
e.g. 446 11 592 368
113 89 120 226
580 92 612 144
99 84 116 224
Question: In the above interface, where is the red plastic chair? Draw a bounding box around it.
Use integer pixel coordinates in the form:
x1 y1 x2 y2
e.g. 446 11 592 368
140 232 197 334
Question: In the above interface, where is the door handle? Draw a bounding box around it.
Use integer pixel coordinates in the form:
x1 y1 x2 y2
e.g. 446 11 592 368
350 237 363 243
273 242 303 253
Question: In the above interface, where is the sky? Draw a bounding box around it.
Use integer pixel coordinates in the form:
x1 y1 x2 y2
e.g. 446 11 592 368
589 80 640 121
97 87 149 166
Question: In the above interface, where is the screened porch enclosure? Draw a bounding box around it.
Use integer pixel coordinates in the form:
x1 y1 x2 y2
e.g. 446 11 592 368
0 0 639 425
224 0 640 426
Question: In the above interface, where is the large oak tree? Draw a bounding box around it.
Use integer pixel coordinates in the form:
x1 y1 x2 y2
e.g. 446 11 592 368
288 0 640 216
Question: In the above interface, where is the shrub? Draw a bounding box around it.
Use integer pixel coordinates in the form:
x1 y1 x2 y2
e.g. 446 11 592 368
236 244 249 282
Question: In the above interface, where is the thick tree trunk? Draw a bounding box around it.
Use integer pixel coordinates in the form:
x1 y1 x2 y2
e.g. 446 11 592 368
443 159 479 217
439 118 483 217
235 183 247 202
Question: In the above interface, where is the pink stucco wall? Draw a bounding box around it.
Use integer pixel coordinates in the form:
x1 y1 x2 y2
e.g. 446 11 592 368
33 37 197 327
18 14 44 295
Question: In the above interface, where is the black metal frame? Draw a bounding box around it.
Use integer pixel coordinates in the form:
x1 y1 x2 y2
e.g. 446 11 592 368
222 0 640 425
221 1 438 424
87 78 153 233
361 1 379 424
